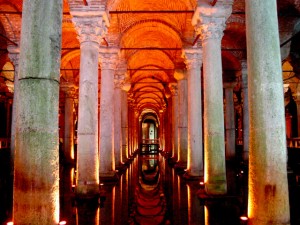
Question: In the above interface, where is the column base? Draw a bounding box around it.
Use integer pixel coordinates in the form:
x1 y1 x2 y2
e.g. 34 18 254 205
183 170 203 180
99 171 119 182
116 162 128 172
205 180 227 195
168 157 178 165
75 182 99 199
174 161 187 171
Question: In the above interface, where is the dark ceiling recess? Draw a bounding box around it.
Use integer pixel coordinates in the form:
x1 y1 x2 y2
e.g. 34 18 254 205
211 0 218 6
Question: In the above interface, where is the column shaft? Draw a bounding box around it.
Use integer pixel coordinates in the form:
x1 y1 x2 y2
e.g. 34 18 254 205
177 77 188 168
77 41 99 195
202 25 227 195
183 49 203 177
241 61 249 161
170 84 179 160
114 85 122 168
224 83 236 160
121 91 129 161
13 1 62 224
64 92 75 163
246 0 290 224
99 48 118 178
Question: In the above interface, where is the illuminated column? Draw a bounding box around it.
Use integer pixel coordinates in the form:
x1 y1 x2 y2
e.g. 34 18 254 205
13 1 62 224
295 98 300 138
72 15 105 196
193 1 232 194
61 83 76 164
224 82 236 160
8 46 20 167
241 60 249 161
133 109 139 152
169 83 179 161
121 87 129 161
114 73 124 169
183 48 203 177
99 47 119 179
246 0 290 224
159 110 165 150
127 102 133 157
175 70 188 168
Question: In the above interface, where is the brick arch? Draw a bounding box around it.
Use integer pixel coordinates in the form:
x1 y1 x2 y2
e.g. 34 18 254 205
60 49 81 83
107 0 196 11
0 2 22 43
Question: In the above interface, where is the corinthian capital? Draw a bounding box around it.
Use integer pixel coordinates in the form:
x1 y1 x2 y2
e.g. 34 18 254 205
182 48 203 70
192 0 233 41
198 18 227 40
99 48 119 70
61 82 78 98
72 15 108 44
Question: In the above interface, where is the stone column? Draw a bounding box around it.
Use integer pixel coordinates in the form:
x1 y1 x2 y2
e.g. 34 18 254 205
169 83 179 161
133 109 139 153
193 1 232 194
99 47 119 179
121 83 130 162
61 83 77 164
224 82 236 160
13 1 62 224
127 102 133 157
159 110 165 151
72 15 105 196
182 48 203 178
245 1 290 224
241 60 249 161
7 46 20 168
174 70 188 169
114 74 124 169
295 99 300 138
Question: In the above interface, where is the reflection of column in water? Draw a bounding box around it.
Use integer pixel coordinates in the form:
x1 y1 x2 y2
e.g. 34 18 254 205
172 169 179 225
204 206 209 225
60 166 76 223
100 185 115 224
76 201 99 225
187 184 204 225
121 170 129 223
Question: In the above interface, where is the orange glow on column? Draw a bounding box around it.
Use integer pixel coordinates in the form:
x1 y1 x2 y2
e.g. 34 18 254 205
204 206 209 225
187 184 192 225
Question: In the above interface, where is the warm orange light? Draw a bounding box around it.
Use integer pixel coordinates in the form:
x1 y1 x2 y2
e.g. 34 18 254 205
200 181 205 186
7 222 13 225
240 216 248 221
58 221 67 225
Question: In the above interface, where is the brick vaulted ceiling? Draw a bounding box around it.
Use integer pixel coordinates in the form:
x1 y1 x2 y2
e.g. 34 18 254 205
0 0 300 114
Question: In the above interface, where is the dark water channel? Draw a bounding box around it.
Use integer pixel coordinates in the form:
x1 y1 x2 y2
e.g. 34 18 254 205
1 148 300 225
59 153 247 225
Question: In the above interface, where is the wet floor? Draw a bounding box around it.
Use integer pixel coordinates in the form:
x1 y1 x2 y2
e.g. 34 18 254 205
1 148 300 225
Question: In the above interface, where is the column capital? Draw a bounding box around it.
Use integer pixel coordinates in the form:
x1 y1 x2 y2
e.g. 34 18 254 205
223 82 236 89
61 82 78 98
72 15 108 44
114 75 125 89
182 48 202 70
192 1 233 41
99 47 119 70
116 57 128 77
7 45 20 68
169 83 178 96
